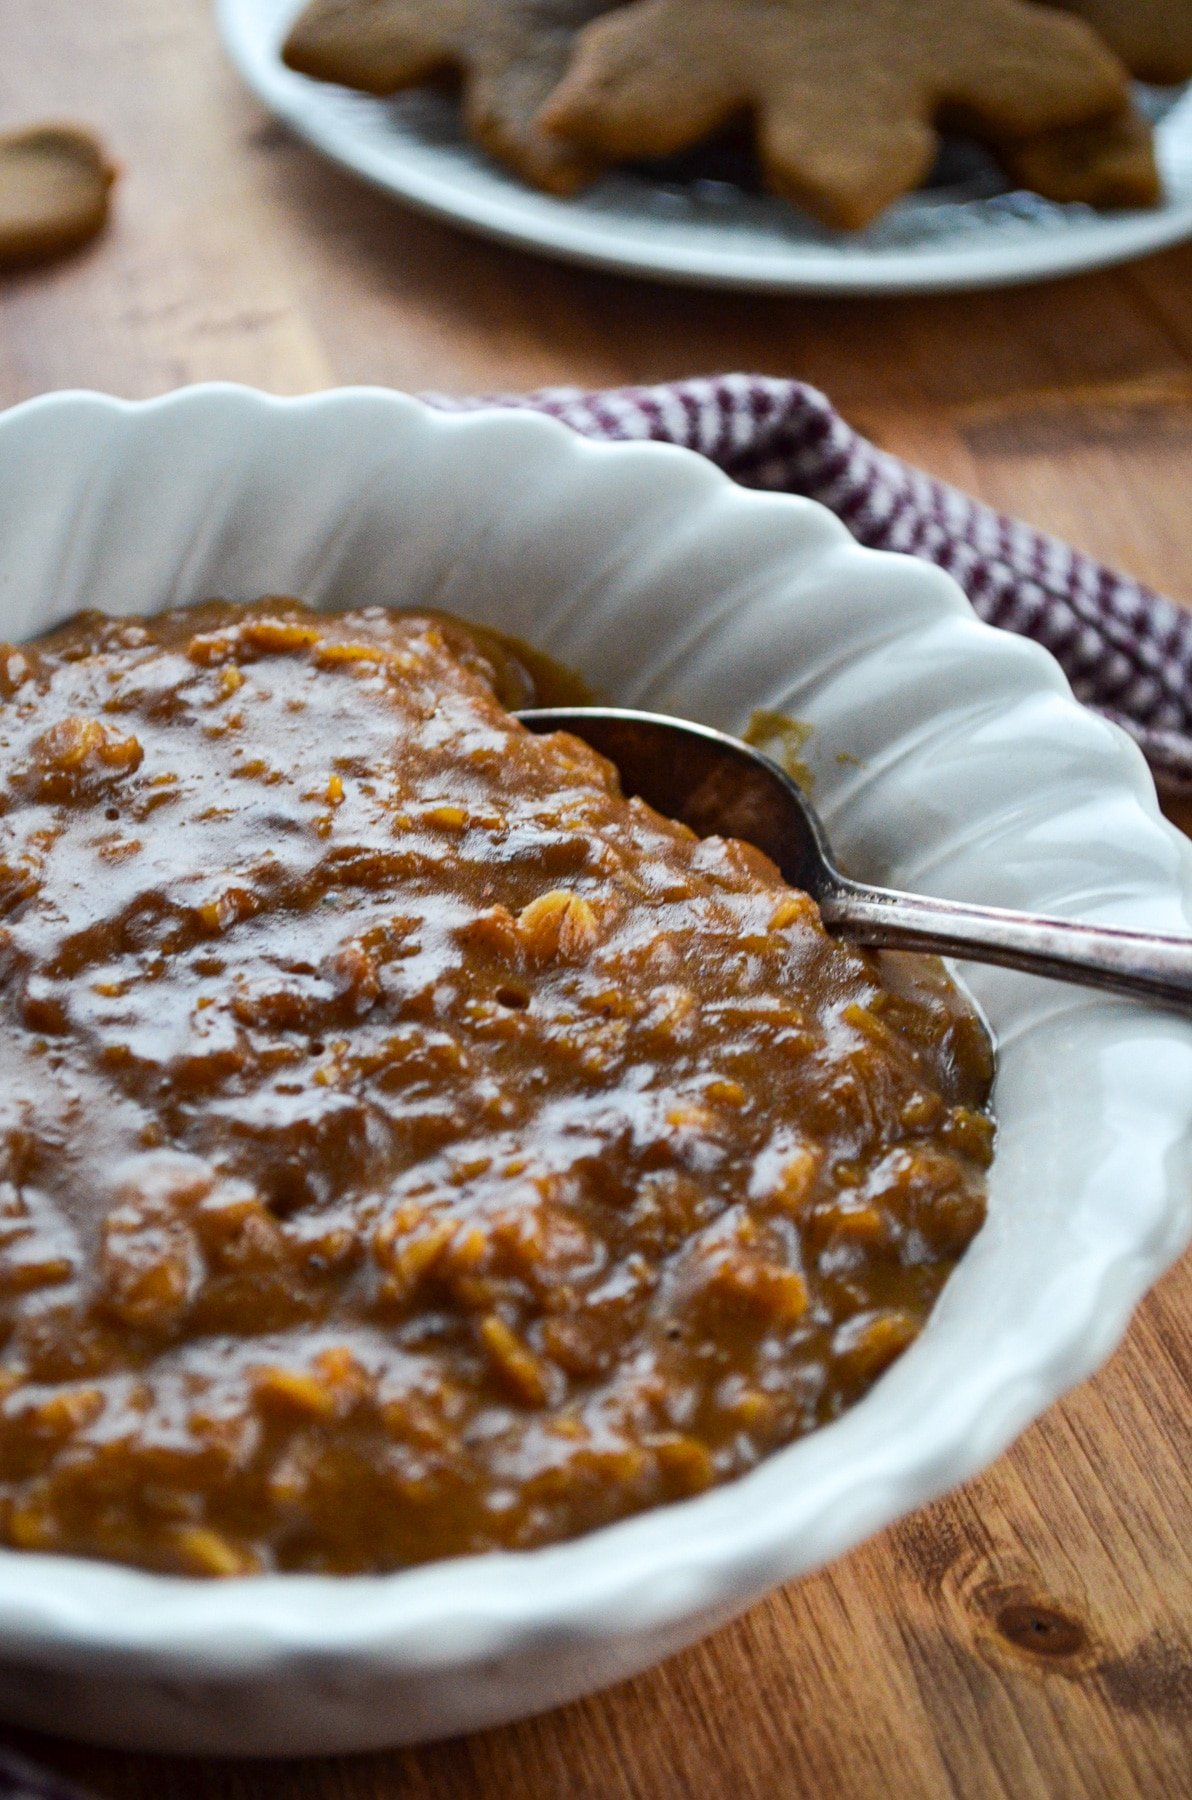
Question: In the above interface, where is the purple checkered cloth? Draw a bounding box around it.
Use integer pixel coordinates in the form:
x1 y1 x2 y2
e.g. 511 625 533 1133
431 374 1192 796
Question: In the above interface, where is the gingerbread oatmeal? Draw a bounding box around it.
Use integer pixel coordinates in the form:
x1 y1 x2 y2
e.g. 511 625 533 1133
0 599 992 1575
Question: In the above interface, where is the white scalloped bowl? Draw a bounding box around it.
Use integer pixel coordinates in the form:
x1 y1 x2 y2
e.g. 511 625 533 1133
0 387 1188 1758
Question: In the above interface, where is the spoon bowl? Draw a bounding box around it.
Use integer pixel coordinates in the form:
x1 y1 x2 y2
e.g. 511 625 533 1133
518 706 1192 1012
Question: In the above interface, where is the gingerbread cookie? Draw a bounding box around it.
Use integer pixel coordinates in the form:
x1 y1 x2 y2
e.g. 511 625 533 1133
1003 103 1161 211
283 0 619 193
0 126 116 269
1042 1 1192 87
541 0 1133 230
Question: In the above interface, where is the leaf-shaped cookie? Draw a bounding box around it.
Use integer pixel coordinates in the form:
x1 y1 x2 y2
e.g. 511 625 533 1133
541 0 1133 228
1004 105 1161 211
1041 0 1192 86
283 0 620 193
0 126 116 269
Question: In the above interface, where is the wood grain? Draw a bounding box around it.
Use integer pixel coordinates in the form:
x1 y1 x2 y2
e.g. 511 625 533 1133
2 1 1191 1793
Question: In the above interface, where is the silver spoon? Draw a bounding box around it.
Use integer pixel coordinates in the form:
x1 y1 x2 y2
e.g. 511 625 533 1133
517 707 1192 1011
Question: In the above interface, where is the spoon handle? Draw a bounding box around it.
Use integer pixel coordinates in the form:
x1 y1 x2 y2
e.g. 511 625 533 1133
821 882 1192 1011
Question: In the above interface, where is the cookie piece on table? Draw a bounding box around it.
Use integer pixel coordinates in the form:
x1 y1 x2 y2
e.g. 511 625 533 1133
283 0 618 193
0 125 116 269
1002 104 1162 210
1041 1 1192 86
540 0 1133 229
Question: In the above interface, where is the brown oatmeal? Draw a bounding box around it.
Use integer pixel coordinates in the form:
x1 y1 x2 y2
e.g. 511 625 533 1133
0 599 992 1575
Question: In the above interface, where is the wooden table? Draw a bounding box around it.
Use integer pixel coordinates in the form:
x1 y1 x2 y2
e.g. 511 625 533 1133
3 2 1192 1794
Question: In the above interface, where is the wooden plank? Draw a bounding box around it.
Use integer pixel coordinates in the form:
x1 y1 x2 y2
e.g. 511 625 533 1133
1 2 1191 1794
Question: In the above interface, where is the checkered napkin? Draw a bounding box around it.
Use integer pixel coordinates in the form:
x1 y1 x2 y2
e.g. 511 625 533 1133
431 375 1192 797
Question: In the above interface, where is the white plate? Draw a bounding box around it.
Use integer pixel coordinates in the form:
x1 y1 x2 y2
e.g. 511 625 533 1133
0 385 1188 1756
216 0 1192 294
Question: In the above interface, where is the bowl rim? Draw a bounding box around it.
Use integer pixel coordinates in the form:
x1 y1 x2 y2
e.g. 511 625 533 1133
0 382 1188 1678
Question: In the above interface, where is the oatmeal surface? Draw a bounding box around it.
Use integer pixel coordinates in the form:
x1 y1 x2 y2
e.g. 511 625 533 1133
0 600 992 1574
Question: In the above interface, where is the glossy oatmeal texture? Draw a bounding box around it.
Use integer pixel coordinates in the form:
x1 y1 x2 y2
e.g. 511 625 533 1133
0 600 993 1575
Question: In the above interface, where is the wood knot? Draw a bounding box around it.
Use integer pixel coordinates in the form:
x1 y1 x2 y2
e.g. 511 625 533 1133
993 1597 1088 1662
971 1578 1096 1675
